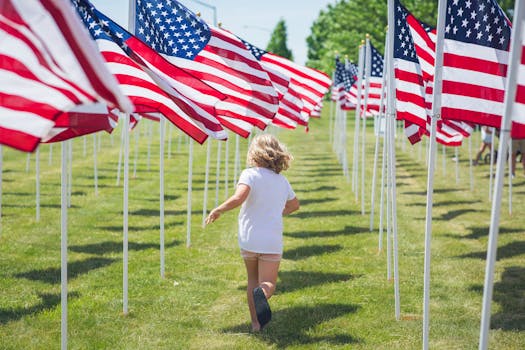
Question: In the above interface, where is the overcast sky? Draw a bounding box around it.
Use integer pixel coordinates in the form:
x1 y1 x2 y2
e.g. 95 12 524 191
90 0 334 65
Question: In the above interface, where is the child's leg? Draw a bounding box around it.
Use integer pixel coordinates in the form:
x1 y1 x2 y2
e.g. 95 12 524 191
258 259 281 299
243 257 260 330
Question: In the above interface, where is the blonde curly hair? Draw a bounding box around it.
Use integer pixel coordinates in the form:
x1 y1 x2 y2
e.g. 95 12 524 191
247 134 292 174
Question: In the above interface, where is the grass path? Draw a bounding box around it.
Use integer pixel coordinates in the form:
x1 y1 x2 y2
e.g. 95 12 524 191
0 108 523 349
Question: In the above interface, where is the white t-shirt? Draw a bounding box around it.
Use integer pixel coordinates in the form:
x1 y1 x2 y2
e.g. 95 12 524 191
237 167 296 254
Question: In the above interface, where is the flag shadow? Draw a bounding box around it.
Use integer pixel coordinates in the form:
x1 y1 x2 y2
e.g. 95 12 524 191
222 303 362 348
435 208 479 221
14 257 116 284
0 291 80 325
284 225 369 239
290 209 358 219
446 226 523 240
98 221 183 232
458 241 525 260
283 244 344 261
298 197 338 206
69 240 182 255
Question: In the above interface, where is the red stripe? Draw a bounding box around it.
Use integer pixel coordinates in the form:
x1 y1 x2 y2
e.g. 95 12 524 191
0 92 61 119
515 84 525 104
395 68 425 86
442 80 505 102
443 52 508 77
41 0 119 108
0 126 40 152
511 121 525 138
215 117 250 138
441 107 501 127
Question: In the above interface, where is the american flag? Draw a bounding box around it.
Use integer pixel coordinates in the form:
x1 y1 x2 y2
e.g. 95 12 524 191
240 38 301 129
343 59 359 110
0 0 131 152
72 0 227 144
236 34 331 120
333 56 357 111
393 0 428 129
362 43 384 116
42 104 117 143
134 0 280 134
510 15 525 138
441 0 511 127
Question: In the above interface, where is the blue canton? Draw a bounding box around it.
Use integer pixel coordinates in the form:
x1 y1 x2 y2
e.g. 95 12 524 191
370 44 384 78
135 0 211 60
393 0 419 62
239 38 267 61
72 0 132 54
445 0 510 51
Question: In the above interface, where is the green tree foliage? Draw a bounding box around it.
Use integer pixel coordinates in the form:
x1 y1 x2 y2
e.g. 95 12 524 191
266 19 293 60
306 0 514 75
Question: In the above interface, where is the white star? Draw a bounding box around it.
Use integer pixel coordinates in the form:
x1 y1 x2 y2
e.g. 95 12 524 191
485 24 491 32
466 29 471 37
465 0 472 8
476 32 483 40
487 34 493 41
457 8 464 17
462 19 468 27
474 21 481 30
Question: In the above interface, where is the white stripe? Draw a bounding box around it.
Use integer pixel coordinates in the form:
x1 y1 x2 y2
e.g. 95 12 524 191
443 66 506 91
442 93 504 116
0 106 55 137
444 39 510 65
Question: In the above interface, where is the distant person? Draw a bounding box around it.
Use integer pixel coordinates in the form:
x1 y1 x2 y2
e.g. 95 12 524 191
205 134 299 332
511 137 525 178
473 126 493 165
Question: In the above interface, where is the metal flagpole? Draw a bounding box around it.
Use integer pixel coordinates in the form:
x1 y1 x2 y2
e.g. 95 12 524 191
0 146 2 235
234 134 240 185
469 135 474 191
133 126 139 178
36 148 40 221
353 43 365 199
329 71 335 146
442 144 446 177
159 116 166 278
489 128 495 201
361 36 372 215
93 134 98 196
378 124 387 252
116 120 124 186
422 0 446 347
187 139 194 248
215 140 221 207
202 139 212 227
386 3 400 320
60 139 68 350
67 140 72 208
224 136 229 199
508 139 512 216
370 34 388 231
479 2 523 347
147 121 152 171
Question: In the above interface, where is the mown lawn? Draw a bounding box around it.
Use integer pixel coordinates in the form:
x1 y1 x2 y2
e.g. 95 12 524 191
0 106 523 349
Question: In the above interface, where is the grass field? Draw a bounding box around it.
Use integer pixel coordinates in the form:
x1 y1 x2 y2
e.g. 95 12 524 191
0 107 524 349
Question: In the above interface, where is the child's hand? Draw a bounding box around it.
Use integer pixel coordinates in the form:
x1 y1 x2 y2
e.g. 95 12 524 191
204 208 221 225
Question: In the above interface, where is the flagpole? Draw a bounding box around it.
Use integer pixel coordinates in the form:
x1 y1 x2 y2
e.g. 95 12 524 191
67 140 72 208
117 119 124 186
202 139 212 227
422 0 447 347
133 126 139 178
370 33 388 232
159 116 166 278
187 139 194 248
361 36 372 216
353 43 365 199
234 134 240 185
60 139 68 350
0 146 2 235
378 124 386 252
479 1 523 348
469 135 474 191
224 136 229 199
508 139 512 216
36 147 40 221
215 140 221 207
386 3 400 320
329 71 335 146
93 134 98 196
488 128 495 201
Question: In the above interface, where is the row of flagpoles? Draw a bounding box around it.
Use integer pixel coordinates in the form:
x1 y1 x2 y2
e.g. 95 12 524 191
330 0 525 350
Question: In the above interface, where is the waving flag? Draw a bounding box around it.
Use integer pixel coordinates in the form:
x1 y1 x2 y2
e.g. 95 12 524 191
441 0 511 127
363 43 384 116
0 0 131 152
333 56 357 111
43 104 117 143
72 0 227 143
134 0 279 133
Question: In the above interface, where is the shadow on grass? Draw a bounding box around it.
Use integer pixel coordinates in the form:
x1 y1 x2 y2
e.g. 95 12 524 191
283 244 343 261
223 303 361 347
0 292 80 325
284 225 369 239
277 270 360 294
141 194 180 202
435 209 478 221
458 241 525 260
98 221 183 232
447 226 524 240
2 203 80 209
298 197 338 206
408 199 481 208
130 209 201 216
291 209 358 219
15 257 116 284
469 266 525 330
69 240 182 255
403 188 464 196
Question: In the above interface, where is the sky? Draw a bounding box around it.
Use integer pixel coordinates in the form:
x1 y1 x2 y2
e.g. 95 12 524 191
90 0 334 65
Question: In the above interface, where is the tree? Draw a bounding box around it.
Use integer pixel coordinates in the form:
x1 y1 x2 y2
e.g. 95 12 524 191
306 0 513 75
266 19 293 60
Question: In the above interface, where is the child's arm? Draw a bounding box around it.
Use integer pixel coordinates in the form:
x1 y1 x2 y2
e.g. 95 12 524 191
283 197 300 215
205 184 250 225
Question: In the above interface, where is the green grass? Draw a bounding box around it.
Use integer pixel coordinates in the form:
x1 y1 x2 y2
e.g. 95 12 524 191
0 108 524 349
